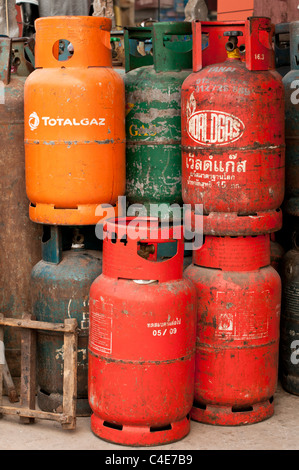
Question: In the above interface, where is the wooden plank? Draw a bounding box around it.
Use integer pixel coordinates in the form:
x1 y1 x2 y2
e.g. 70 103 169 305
20 313 36 424
254 0 299 24
0 316 78 429
0 316 76 333
62 318 78 430
3 360 19 403
0 405 72 424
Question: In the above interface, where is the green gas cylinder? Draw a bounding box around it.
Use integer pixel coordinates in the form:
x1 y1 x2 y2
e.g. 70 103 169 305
124 22 192 221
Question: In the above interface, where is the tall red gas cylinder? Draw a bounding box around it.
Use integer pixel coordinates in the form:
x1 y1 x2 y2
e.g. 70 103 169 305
181 18 285 235
88 218 197 446
184 235 281 425
24 16 125 226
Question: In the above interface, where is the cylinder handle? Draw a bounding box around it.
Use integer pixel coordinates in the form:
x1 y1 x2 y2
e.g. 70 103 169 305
223 31 244 36
224 30 243 53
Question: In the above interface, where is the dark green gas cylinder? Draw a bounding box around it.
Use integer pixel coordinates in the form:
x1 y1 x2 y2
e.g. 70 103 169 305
30 227 102 416
124 22 192 221
280 233 299 395
282 21 299 217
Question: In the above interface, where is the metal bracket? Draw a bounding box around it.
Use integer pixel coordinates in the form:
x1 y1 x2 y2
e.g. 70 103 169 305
0 313 78 430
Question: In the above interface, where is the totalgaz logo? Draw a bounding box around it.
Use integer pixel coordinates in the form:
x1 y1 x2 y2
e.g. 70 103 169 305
29 112 40 131
28 112 106 130
187 110 245 146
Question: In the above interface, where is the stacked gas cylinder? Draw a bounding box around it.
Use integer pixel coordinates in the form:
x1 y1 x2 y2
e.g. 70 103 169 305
88 218 197 446
279 21 299 397
182 18 284 426
124 22 192 222
24 17 125 415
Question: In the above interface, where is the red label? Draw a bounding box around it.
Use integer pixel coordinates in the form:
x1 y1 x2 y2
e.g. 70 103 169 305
214 290 273 340
89 299 113 356
187 110 245 146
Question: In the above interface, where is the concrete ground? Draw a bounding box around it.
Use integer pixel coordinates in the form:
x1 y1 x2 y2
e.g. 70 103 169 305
0 382 298 450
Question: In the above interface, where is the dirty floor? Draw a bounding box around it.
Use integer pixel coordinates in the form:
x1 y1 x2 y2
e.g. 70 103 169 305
0 382 298 450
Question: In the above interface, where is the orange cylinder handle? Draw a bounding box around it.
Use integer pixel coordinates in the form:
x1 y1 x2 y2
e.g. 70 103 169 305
34 16 112 68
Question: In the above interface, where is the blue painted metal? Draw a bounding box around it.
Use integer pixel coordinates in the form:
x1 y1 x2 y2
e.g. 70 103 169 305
41 225 62 264
30 226 102 416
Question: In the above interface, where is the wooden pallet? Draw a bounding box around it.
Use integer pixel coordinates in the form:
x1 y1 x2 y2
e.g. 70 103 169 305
0 313 78 430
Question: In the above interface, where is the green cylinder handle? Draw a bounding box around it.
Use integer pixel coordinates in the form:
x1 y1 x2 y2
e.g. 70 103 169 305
152 21 192 73
124 26 153 73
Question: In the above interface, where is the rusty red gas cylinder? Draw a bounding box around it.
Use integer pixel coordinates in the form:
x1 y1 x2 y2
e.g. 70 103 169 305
184 235 281 425
88 217 197 446
182 18 285 235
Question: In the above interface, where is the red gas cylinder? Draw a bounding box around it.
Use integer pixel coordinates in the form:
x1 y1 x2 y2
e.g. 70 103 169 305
182 18 285 235
184 234 281 425
88 218 197 446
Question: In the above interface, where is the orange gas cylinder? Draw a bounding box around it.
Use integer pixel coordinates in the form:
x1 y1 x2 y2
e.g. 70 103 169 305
24 16 125 225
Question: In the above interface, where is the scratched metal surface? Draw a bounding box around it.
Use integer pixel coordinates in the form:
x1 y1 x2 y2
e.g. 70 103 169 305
30 248 102 416
0 38 42 381
185 235 281 426
280 242 299 396
282 22 299 217
125 67 191 220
